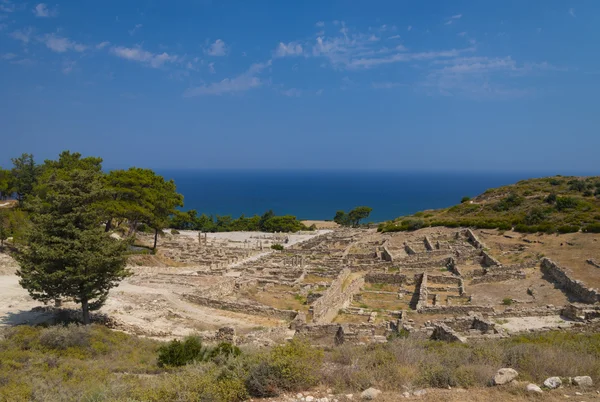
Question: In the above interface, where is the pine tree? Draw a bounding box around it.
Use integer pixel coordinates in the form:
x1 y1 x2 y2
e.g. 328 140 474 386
16 162 130 324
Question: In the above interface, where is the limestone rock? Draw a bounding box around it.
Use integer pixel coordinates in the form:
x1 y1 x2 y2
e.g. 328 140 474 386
493 368 519 385
543 376 562 389
572 376 593 387
526 384 543 394
360 388 382 400
402 392 410 398
413 389 427 397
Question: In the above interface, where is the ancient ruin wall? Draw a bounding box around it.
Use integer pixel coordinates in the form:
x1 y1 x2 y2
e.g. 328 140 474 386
481 250 502 268
365 273 407 284
311 269 365 323
415 273 428 311
466 229 486 249
541 258 600 304
182 294 298 320
423 236 434 251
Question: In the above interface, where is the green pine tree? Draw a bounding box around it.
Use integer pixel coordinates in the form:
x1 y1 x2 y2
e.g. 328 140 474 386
16 162 130 324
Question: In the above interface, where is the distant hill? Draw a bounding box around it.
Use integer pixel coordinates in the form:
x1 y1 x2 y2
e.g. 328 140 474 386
379 176 600 234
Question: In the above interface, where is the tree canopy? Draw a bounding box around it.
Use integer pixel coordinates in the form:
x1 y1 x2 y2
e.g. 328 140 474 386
16 160 130 324
333 206 373 227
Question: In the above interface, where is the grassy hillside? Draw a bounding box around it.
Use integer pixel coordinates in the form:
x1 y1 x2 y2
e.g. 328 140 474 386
379 176 600 234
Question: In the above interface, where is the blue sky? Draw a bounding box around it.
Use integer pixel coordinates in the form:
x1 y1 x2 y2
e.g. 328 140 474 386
1 0 599 172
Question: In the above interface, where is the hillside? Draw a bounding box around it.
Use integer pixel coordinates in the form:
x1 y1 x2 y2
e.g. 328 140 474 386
379 176 600 234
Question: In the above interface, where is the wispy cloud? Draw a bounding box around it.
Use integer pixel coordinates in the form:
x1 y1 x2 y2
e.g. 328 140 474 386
129 24 143 36
422 56 560 99
569 8 576 17
274 41 303 57
62 60 76 74
0 0 15 13
445 14 463 25
39 34 87 53
372 81 405 89
184 60 271 97
96 41 110 50
1 52 17 60
281 88 302 97
407 25 412 31
111 46 179 68
33 3 57 18
206 39 227 56
315 21 325 28
10 27 34 44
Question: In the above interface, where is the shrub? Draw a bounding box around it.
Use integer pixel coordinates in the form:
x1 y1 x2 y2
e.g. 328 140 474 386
271 244 284 251
157 336 208 367
557 225 580 234
39 325 90 350
583 223 600 233
401 218 426 231
494 193 524 211
170 229 180 235
461 196 471 204
502 298 513 306
246 340 323 397
556 197 579 211
545 193 557 204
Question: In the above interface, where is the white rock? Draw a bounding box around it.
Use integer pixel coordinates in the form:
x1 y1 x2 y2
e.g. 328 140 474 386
526 384 543 394
544 376 562 389
360 388 382 400
572 376 593 387
297 394 304 399
402 392 410 398
413 389 427 397
306 397 315 402
345 395 354 400
493 368 519 385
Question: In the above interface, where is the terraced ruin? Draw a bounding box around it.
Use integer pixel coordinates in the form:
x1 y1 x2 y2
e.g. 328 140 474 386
3 226 600 346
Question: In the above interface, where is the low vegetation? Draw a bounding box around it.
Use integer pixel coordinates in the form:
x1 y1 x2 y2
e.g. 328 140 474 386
379 176 600 234
2 324 600 401
170 209 313 233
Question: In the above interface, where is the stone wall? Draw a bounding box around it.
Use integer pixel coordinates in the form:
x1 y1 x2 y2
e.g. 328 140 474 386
466 229 486 249
446 257 463 277
424 236 434 251
541 258 600 304
421 305 495 314
481 250 502 268
415 273 428 311
428 275 461 286
365 272 407 285
471 272 526 284
311 269 365 323
381 245 394 262
431 323 467 343
182 294 298 320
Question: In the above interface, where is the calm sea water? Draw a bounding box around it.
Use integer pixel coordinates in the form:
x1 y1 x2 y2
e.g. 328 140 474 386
156 171 560 223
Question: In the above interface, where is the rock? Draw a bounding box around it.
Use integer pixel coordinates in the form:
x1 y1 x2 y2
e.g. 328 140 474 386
526 384 543 394
360 388 382 400
413 389 427 397
345 395 354 400
493 368 519 385
402 392 410 398
306 397 314 402
543 376 562 389
572 376 593 387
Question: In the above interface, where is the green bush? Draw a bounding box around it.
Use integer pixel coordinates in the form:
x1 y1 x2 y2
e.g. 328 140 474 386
502 298 513 306
461 196 471 203
157 336 208 367
246 340 323 397
583 223 600 233
557 225 580 234
271 244 284 251
556 196 579 211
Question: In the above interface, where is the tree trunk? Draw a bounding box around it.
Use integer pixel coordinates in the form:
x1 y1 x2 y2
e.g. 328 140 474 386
153 228 159 251
81 297 90 325
105 219 112 232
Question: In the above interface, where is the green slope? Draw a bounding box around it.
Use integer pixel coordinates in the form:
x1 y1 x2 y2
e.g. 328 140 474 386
379 176 600 234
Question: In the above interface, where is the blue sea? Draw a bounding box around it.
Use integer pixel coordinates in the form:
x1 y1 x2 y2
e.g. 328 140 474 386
157 171 574 223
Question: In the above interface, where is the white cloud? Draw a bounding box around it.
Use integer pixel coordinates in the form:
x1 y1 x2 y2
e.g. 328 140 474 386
1 52 17 60
62 60 76 74
0 0 15 12
347 48 474 69
388 34 401 40
0 23 7 31
39 34 87 53
315 21 325 27
281 88 301 97
96 41 110 50
569 8 576 17
184 60 271 97
315 89 323 96
111 46 179 68
407 25 412 31
10 27 34 44
206 39 227 56
129 23 143 36
445 14 462 25
274 41 303 57
208 62 215 73
372 82 404 89
33 3 57 18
